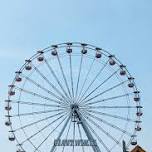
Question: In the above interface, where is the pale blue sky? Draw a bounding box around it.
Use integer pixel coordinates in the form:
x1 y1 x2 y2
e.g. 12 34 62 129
0 0 151 151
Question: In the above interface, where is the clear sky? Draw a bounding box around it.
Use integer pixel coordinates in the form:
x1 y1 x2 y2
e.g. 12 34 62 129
0 0 151 151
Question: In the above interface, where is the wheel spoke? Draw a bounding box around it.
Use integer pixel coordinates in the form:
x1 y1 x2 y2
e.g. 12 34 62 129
21 73 68 104
82 113 111 152
13 111 67 132
15 86 65 106
84 93 132 106
69 53 74 98
75 54 83 99
35 114 70 152
86 106 138 109
32 64 67 100
10 100 65 108
86 109 135 122
78 60 109 103
20 112 69 145
12 108 66 117
77 58 95 101
83 113 121 147
80 68 120 104
85 112 132 136
57 54 72 98
80 79 128 105
44 58 71 102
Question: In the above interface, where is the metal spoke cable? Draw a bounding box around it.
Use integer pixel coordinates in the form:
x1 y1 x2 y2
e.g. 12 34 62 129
20 112 69 145
80 79 128 105
13 111 67 132
15 86 64 106
57 54 72 98
21 73 68 105
9 100 65 108
75 54 83 99
86 109 134 122
34 114 70 152
77 58 95 101
78 60 109 103
12 108 66 117
69 53 74 98
87 106 138 109
86 112 132 136
83 113 121 147
44 59 71 102
83 93 132 106
79 68 120 104
32 64 67 100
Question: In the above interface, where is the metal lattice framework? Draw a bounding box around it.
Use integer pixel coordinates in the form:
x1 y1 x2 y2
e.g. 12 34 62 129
5 42 142 152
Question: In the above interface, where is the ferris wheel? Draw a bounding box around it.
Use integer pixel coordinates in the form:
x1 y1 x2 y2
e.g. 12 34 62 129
5 42 142 152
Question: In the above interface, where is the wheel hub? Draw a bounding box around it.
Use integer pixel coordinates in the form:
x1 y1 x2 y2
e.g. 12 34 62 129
70 104 80 122
70 103 79 110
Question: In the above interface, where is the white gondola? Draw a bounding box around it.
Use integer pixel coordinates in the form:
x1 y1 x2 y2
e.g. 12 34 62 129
16 76 22 82
95 51 102 58
136 111 143 116
9 135 15 141
5 121 12 126
131 135 137 145
5 104 12 111
134 91 140 102
120 65 126 76
136 106 143 116
109 55 116 66
128 77 135 88
15 71 22 82
66 48 72 53
15 72 22 81
51 48 57 56
51 45 58 56
66 43 72 53
81 43 87 54
131 140 137 146
81 49 87 54
37 51 44 62
95 48 102 58
135 125 141 131
51 50 57 56
8 84 15 96
25 60 32 70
